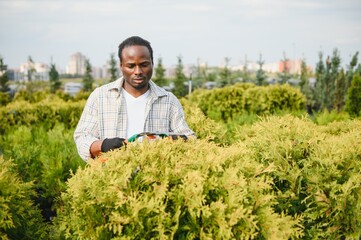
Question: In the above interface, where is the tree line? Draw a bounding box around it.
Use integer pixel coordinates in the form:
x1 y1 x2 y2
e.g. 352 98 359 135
1 49 360 116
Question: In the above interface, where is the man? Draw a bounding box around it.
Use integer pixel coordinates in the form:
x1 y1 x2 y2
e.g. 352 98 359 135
74 36 195 161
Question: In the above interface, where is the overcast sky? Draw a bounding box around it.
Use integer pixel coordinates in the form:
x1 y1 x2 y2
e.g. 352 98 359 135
1 0 360 70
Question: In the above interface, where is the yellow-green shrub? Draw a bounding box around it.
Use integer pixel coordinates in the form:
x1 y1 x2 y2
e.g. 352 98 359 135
0 99 85 134
235 115 361 239
188 83 255 122
181 98 225 143
188 84 306 122
0 157 49 239
243 84 306 115
53 139 302 239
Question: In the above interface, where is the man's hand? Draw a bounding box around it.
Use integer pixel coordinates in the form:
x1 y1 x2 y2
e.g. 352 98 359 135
101 138 126 152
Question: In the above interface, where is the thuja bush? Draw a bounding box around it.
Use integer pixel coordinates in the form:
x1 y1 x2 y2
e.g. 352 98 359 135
235 115 361 239
242 84 306 115
188 83 306 122
53 139 303 239
0 157 49 239
0 124 85 221
180 98 225 143
188 83 255 122
0 98 84 134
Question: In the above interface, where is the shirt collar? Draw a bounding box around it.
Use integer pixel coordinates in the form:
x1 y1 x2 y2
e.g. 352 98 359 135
106 77 168 98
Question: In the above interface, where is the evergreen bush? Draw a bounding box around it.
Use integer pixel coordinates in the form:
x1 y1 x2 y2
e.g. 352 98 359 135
53 139 303 239
0 157 49 239
235 115 361 239
1 125 85 222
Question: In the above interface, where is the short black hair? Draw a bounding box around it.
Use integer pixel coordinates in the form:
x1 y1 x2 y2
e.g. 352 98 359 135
118 36 153 64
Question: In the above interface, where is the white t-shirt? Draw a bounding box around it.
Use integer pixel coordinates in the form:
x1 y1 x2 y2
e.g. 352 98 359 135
123 89 150 138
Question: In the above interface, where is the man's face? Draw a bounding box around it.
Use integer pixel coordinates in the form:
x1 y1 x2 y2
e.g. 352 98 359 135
120 45 153 96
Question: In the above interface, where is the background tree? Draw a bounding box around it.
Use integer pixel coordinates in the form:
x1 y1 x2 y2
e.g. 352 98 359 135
153 57 168 87
242 54 251 82
26 56 36 82
333 68 346 112
327 49 341 109
255 54 267 86
82 58 94 92
314 52 326 111
218 57 231 87
345 73 361 117
345 52 359 92
173 55 187 97
299 59 316 113
49 64 61 93
278 52 291 84
0 56 10 93
108 53 118 83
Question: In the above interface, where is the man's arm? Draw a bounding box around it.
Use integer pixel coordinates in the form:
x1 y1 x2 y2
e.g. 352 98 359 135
169 94 196 137
74 90 101 161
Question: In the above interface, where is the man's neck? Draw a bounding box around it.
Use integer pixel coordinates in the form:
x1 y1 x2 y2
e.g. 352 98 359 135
122 84 150 98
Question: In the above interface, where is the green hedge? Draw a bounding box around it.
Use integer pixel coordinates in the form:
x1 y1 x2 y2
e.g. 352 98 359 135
0 99 85 134
188 83 306 122
53 139 302 239
0 125 85 225
0 157 49 239
235 115 361 238
51 116 361 239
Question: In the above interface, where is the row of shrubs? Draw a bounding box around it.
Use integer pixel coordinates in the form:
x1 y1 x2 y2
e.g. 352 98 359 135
188 83 306 122
1 84 360 239
0 83 306 135
2 114 360 239
53 115 361 239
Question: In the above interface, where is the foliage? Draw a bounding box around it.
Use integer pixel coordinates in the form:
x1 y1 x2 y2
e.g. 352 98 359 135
278 53 291 84
0 125 85 222
0 92 10 106
0 157 49 239
345 73 361 117
53 139 303 239
315 49 342 111
243 84 306 115
173 55 187 97
188 83 306 122
49 64 61 93
180 98 225 143
333 68 346 112
82 58 94 92
153 57 168 87
346 51 359 90
234 115 361 239
313 109 350 125
0 56 10 93
26 56 36 82
218 57 232 87
0 98 85 134
108 53 118 83
255 54 267 86
189 83 252 122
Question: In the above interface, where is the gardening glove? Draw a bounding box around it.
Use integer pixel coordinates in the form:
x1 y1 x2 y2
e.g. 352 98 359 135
169 134 188 141
101 138 126 152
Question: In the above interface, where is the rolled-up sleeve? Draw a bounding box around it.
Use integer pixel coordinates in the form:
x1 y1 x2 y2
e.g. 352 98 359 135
74 89 100 161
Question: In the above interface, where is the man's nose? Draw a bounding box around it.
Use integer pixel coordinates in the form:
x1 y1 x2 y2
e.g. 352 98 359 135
134 65 143 74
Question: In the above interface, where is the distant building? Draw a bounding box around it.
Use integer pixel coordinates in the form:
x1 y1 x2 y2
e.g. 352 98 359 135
278 59 303 74
19 62 49 81
66 52 86 75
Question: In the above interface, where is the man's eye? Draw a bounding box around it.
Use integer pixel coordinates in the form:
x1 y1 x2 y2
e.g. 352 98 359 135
127 65 135 68
141 63 149 67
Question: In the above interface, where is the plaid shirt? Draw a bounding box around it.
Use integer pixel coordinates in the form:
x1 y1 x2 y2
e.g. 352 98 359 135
74 77 195 161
